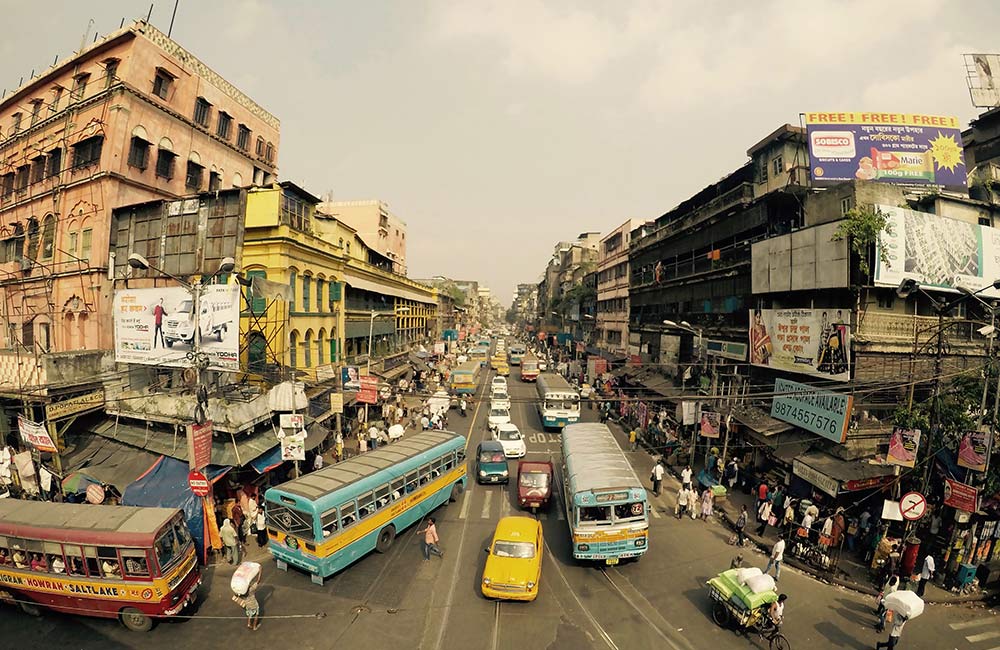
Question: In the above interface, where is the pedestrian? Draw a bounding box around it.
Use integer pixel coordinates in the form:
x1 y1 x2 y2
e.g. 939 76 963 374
875 574 899 633
313 451 324 472
335 433 344 462
676 485 690 518
232 591 261 631
800 509 815 544
832 507 846 547
756 499 772 536
820 515 834 548
756 481 769 511
220 519 239 564
730 553 744 569
700 487 714 520
417 517 444 560
681 465 692 490
368 425 380 450
255 502 267 548
917 554 935 597
724 459 738 490
359 437 368 454
650 458 665 497
629 429 638 452
735 505 748 546
232 503 246 544
420 415 430 431
875 613 907 649
783 499 797 538
764 537 785 582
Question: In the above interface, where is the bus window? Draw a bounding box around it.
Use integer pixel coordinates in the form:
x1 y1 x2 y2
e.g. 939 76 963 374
320 509 339 538
375 484 391 509
390 478 404 500
122 549 150 577
43 541 65 574
11 542 27 569
442 453 454 471
63 544 85 575
357 492 375 519
405 472 418 493
614 502 646 522
339 502 357 529
578 506 612 525
418 465 431 486
98 547 122 579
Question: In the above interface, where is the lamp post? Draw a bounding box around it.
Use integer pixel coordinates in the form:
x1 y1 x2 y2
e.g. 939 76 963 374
127 253 235 470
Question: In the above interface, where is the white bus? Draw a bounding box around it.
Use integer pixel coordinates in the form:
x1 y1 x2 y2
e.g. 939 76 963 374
535 373 580 430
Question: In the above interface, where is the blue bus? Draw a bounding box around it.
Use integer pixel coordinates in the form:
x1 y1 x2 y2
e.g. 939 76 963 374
264 431 467 584
508 345 526 366
561 423 649 565
535 373 580 429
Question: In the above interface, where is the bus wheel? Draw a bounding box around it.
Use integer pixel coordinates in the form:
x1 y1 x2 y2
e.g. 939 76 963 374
449 482 465 502
19 601 41 617
375 525 396 553
120 607 153 632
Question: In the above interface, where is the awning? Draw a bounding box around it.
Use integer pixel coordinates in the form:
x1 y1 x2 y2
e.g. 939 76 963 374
90 417 277 468
376 363 412 382
731 405 795 437
250 445 282 474
345 318 394 339
793 450 896 496
60 433 162 494
343 275 435 305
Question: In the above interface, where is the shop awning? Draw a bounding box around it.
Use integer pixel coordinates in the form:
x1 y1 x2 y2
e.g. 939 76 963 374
343 275 435 305
60 433 161 494
731 405 795 437
793 450 896 496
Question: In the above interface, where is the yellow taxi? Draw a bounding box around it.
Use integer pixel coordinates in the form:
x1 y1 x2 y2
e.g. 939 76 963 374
490 355 505 370
495 362 510 377
481 516 543 601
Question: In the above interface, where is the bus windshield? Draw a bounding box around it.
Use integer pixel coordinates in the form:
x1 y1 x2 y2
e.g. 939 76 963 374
579 505 612 525
154 520 192 571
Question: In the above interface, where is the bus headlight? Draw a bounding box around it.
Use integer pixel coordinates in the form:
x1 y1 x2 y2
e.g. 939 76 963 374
577 544 590 552
285 537 299 550
634 538 646 547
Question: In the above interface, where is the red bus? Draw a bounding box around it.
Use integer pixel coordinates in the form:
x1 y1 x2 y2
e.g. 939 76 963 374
520 355 539 382
0 500 201 631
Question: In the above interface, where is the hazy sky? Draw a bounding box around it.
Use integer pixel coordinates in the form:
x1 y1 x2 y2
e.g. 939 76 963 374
1 1 997 303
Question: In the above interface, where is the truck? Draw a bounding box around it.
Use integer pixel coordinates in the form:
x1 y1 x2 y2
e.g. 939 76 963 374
163 293 233 348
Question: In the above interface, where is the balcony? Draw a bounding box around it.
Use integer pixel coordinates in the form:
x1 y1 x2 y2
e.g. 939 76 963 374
634 182 755 252
0 349 111 396
855 312 988 352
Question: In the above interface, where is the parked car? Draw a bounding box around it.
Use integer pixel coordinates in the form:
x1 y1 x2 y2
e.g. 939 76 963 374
493 423 526 458
482 516 543 601
476 441 510 484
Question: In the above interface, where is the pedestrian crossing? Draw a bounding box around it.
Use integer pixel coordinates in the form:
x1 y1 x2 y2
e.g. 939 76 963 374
950 616 1000 649
452 484 565 521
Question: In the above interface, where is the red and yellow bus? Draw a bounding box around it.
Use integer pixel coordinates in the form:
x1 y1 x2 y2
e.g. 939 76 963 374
0 500 201 632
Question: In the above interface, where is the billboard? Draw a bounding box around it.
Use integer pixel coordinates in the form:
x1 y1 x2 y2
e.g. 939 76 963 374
114 285 240 371
887 427 920 468
699 411 721 438
749 308 851 382
804 112 966 191
944 478 978 512
771 378 853 443
873 204 1000 298
17 416 56 453
965 54 1000 108
958 430 990 473
342 366 361 392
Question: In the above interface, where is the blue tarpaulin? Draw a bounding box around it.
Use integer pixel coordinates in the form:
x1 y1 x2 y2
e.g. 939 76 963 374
122 456 230 563
250 445 282 474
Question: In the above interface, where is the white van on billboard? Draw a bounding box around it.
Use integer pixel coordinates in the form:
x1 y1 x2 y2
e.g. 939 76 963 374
114 284 240 371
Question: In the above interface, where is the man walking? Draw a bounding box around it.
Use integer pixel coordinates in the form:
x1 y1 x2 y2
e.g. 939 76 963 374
418 517 444 560
735 505 748 546
676 485 691 519
681 465 692 490
629 429 638 452
917 554 935 597
153 298 168 348
651 458 665 497
876 613 907 649
764 537 785 582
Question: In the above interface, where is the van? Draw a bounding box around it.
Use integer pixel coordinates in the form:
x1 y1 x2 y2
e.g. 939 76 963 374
476 441 509 484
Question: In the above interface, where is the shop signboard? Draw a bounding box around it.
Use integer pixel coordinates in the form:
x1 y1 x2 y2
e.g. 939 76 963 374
958 429 990 473
330 393 344 414
706 339 747 361
887 427 920 468
793 458 840 498
187 420 213 470
113 285 241 371
804 112 967 191
280 435 306 461
357 376 378 404
17 416 56 454
873 204 1000 299
770 378 852 443
749 308 851 382
434 342 446 355
699 411 721 438
944 478 978 512
315 364 337 382
45 390 105 420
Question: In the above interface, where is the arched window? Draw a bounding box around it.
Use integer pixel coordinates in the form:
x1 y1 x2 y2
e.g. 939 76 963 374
317 328 327 364
24 217 40 262
289 330 299 368
40 214 55 259
303 329 313 368
302 274 311 313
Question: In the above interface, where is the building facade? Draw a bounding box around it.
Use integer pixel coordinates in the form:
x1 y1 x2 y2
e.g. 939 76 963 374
596 219 638 358
318 200 407 275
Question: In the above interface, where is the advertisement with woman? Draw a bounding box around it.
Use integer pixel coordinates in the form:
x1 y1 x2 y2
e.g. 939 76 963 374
748 308 851 381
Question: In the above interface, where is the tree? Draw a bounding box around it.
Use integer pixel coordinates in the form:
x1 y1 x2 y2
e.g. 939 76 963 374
831 204 893 280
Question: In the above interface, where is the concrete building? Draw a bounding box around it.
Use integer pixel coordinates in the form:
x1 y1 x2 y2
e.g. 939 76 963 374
596 219 639 359
0 20 278 439
318 200 407 275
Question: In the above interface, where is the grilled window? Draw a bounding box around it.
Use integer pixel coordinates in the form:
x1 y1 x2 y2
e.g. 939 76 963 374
15 165 29 191
71 73 89 102
216 112 232 140
127 137 150 170
29 100 42 126
30 156 46 184
185 160 204 190
155 149 176 179
193 97 211 128
237 124 250 150
152 69 173 99
71 135 103 168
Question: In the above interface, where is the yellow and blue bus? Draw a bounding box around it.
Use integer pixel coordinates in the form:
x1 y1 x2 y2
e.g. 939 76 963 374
264 431 467 584
508 345 526 366
469 347 489 367
536 373 580 429
450 360 482 395
561 423 648 565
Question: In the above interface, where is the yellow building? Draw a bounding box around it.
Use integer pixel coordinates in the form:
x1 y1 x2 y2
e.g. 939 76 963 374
240 182 436 381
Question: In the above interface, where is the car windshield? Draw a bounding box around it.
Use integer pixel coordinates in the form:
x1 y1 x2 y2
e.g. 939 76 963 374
480 451 506 463
498 429 521 441
490 409 509 418
493 392 508 400
493 540 535 558
520 472 549 488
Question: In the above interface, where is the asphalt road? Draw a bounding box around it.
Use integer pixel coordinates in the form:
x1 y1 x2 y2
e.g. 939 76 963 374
1 356 998 649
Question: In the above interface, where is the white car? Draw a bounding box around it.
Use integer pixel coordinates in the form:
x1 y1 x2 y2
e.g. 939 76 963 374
493 423 526 458
487 406 511 432
491 376 508 390
490 389 511 410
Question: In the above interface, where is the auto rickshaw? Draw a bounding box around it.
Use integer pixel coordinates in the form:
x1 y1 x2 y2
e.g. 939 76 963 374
516 460 553 513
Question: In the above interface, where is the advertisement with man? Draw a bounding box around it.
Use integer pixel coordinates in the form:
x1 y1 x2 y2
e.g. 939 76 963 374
873 204 1000 299
114 285 240 371
804 112 966 191
748 308 851 381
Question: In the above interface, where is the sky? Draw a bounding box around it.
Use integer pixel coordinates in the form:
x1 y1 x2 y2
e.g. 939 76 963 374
1 1 998 304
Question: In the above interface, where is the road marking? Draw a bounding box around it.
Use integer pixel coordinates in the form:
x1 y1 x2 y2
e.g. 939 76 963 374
458 487 473 520
490 601 501 650
501 495 512 516
968 631 1000 643
544 539 620 650
649 506 661 519
951 619 995 630
481 490 493 519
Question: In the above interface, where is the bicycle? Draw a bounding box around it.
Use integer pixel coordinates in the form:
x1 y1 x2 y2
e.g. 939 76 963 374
747 608 791 650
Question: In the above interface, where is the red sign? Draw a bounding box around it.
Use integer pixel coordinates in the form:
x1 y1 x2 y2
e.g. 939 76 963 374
188 470 211 497
85 483 105 504
187 420 213 470
357 376 378 404
944 478 978 512
843 475 896 492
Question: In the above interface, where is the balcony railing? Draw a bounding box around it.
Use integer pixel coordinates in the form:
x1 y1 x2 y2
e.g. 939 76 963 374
633 182 755 252
856 312 985 347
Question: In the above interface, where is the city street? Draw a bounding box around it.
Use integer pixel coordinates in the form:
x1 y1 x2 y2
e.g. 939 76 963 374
0 364 994 650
